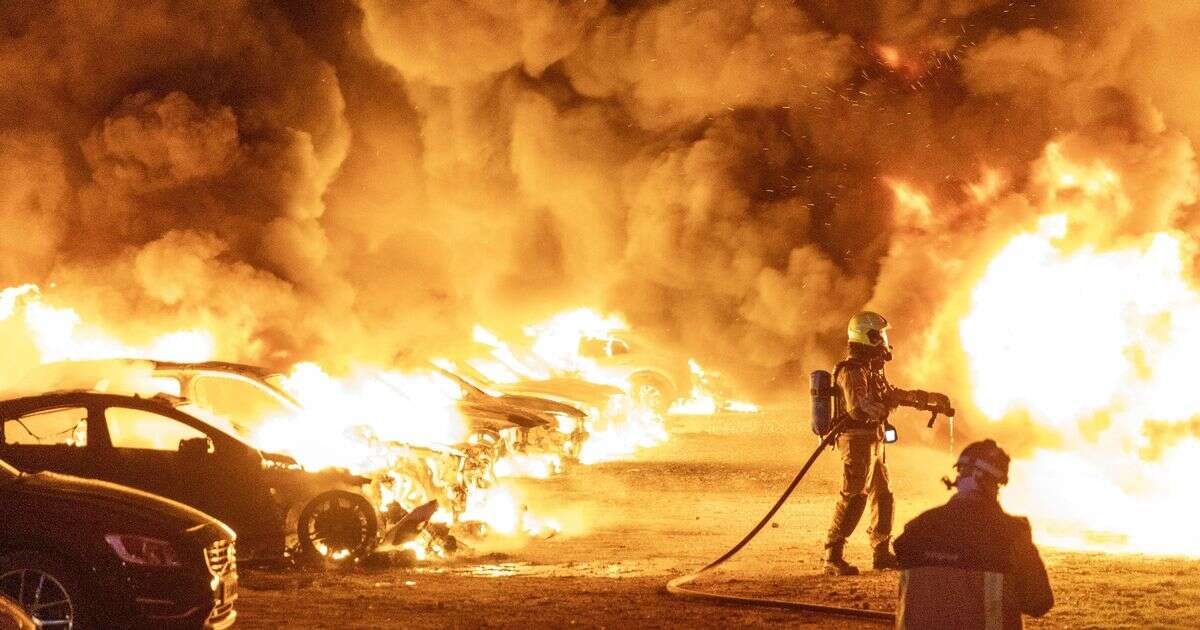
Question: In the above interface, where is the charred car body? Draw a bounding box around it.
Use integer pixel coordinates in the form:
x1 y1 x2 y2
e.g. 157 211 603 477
433 366 592 462
0 391 377 568
150 361 480 519
0 457 237 628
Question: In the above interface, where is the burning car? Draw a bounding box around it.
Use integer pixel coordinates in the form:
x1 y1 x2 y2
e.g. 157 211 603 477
0 456 238 628
434 365 591 462
575 331 696 412
149 360 484 517
0 391 379 568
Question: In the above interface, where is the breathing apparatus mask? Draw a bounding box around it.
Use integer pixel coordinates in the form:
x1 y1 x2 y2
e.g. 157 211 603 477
942 439 1011 492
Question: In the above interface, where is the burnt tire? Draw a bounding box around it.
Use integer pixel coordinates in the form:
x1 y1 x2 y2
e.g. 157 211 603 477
296 491 378 569
630 373 674 414
0 551 88 629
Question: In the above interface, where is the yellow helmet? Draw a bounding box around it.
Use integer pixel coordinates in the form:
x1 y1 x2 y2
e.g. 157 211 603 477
848 311 891 349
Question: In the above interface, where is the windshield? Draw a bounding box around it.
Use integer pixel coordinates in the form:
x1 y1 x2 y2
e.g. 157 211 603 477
436 363 503 398
263 374 302 406
189 373 299 425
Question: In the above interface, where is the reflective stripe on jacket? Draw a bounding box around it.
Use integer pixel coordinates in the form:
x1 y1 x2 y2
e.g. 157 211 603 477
897 566 1020 630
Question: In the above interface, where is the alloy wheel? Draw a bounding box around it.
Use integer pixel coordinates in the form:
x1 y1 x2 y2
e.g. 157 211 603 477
0 569 74 629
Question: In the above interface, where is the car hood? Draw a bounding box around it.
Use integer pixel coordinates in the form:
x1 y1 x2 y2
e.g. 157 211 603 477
458 400 550 430
496 394 586 418
495 378 624 408
10 471 231 538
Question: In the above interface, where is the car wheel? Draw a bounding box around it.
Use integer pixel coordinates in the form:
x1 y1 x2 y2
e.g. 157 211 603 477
630 373 674 414
296 491 379 568
0 552 88 629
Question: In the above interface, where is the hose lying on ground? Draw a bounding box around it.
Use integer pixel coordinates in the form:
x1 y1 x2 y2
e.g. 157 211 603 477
664 422 897 623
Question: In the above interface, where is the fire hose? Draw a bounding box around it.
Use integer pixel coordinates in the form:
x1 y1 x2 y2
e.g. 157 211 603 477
664 420 896 622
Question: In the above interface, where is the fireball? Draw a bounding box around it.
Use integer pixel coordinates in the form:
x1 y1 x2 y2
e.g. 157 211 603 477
955 148 1200 556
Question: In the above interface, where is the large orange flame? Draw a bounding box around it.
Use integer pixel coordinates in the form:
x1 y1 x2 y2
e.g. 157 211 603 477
955 146 1200 556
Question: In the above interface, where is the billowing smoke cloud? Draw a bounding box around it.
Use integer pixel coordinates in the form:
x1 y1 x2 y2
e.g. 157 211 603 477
3 0 1200 428
0 0 350 365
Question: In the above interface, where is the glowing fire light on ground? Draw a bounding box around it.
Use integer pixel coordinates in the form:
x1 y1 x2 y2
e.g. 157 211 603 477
958 152 1200 556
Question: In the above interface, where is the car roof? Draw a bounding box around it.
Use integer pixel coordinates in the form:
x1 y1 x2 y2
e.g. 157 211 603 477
0 390 184 416
0 389 254 446
152 360 282 380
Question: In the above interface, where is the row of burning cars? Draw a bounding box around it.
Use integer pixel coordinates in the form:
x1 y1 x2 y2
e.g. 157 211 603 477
0 332 704 628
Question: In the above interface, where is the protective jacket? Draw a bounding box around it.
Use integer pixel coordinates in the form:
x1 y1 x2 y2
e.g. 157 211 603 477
835 356 892 432
894 493 1054 629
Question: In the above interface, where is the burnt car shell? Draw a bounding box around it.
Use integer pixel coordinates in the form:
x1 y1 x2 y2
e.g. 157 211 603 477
0 459 237 628
433 367 567 431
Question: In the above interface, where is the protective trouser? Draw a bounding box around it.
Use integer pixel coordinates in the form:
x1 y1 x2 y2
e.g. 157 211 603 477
826 429 893 549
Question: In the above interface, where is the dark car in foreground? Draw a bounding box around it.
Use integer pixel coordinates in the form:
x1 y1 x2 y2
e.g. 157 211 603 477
0 457 237 628
0 391 378 568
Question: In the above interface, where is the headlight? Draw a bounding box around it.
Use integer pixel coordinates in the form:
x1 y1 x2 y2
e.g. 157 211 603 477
104 534 182 567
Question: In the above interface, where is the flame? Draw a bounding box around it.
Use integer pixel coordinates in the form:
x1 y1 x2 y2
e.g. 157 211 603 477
965 167 1007 205
578 395 668 465
958 148 1200 556
251 362 468 471
668 359 720 415
1 285 213 364
471 325 546 383
460 482 560 538
525 308 627 381
668 358 760 415
471 309 635 391
0 290 541 552
494 452 562 479
0 288 759 554
468 308 680 462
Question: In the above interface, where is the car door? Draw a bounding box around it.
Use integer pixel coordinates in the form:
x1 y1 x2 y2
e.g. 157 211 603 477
95 402 278 549
0 405 97 479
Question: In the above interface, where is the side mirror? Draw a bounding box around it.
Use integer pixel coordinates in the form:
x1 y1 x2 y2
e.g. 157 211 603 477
883 424 898 444
178 437 214 457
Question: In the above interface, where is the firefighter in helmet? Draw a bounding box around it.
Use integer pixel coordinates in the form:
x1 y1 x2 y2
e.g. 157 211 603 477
894 439 1054 629
823 311 908 575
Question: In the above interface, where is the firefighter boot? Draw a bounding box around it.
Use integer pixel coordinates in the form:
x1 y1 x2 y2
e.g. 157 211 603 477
823 543 859 576
872 542 899 570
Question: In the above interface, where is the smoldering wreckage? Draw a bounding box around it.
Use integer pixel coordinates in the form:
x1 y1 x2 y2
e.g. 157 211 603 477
2 0 1200 627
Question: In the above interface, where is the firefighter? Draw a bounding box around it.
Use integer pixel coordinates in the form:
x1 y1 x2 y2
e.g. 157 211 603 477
823 311 906 575
894 439 1054 629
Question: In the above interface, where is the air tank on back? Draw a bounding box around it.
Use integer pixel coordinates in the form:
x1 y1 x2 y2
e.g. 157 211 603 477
810 370 834 436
